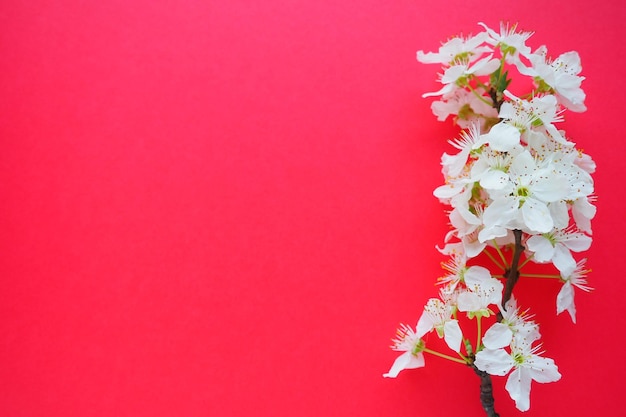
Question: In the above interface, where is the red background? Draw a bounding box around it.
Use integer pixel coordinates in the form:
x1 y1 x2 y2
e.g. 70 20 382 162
1 1 624 416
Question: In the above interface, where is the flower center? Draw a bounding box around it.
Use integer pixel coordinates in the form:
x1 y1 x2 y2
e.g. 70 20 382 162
412 339 425 355
515 186 530 197
513 352 526 365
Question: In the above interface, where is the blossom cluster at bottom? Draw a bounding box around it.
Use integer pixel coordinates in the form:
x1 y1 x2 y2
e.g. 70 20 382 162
384 295 561 412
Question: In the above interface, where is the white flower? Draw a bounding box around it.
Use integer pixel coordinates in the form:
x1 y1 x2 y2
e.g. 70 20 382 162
499 101 534 132
438 250 470 291
475 337 561 411
548 149 595 201
526 226 592 276
574 150 596 174
522 46 586 112
557 259 592 323
446 205 487 258
482 297 540 349
572 195 597 234
416 297 463 352
435 90 499 129
457 271 503 318
417 32 492 65
499 92 567 145
470 147 516 190
430 88 499 129
481 150 569 235
448 205 480 238
383 324 425 378
441 123 482 177
423 55 501 98
527 95 565 142
479 22 534 69
479 21 533 52
475 121 522 153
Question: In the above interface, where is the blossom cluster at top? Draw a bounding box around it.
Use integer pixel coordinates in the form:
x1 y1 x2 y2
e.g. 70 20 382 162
385 22 595 413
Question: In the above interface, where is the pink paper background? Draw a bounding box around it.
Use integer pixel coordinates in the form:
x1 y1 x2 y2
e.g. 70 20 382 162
1 1 624 415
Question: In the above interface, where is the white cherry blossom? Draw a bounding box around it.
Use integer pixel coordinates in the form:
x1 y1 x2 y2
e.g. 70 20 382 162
482 297 540 350
574 150 596 174
572 195 597 234
481 150 569 235
521 46 586 112
470 147 516 190
431 88 499 129
557 259 592 323
437 249 495 293
423 55 501 98
457 271 503 318
416 297 463 352
441 122 482 177
417 32 492 65
479 22 534 72
446 205 487 258
474 121 522 152
475 337 561 411
526 226 592 276
383 324 425 378
500 92 566 144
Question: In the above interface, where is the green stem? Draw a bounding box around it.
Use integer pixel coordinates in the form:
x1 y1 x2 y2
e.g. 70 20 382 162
474 78 490 90
519 273 561 279
517 254 534 270
484 249 505 271
464 338 473 356
496 55 507 83
423 348 468 364
492 240 508 269
487 54 509 113
476 316 482 352
469 86 494 106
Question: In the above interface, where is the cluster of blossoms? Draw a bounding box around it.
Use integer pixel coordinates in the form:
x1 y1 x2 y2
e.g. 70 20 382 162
385 23 595 414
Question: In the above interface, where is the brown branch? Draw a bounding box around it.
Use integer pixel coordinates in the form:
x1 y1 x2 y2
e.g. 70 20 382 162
472 229 524 416
472 365 500 417
499 229 525 319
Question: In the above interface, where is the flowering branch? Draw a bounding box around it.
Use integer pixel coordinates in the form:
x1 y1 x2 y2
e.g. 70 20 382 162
384 22 595 415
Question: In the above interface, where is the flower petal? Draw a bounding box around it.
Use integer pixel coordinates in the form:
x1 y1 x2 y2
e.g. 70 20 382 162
482 122 521 152
556 282 576 323
561 233 592 252
527 355 561 383
464 265 492 286
483 196 518 230
443 320 463 353
526 235 555 263
549 201 570 230
457 291 481 313
482 322 513 350
480 169 510 190
531 171 569 202
521 198 553 233
475 348 514 376
552 244 577 277
383 352 424 378
505 367 532 412
416 307 435 338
